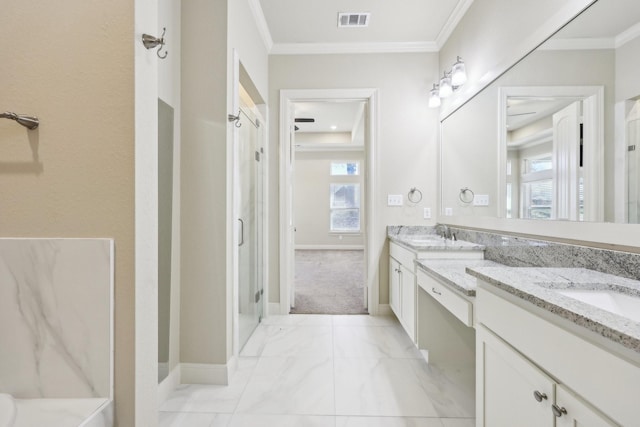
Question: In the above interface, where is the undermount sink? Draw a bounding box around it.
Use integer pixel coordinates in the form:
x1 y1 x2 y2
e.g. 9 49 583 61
556 288 640 323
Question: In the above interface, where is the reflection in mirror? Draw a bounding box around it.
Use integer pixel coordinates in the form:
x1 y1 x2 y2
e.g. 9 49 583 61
499 86 604 222
158 98 174 383
440 0 640 223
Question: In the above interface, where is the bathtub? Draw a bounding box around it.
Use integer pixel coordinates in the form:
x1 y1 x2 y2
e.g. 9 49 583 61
0 394 112 427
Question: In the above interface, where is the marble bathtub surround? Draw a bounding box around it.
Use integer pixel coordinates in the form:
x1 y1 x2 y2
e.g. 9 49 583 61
416 260 502 296
468 266 640 354
0 239 113 399
448 227 640 281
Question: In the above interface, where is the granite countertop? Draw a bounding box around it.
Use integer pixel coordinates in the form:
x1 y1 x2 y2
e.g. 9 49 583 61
467 266 640 354
388 233 486 252
416 259 503 296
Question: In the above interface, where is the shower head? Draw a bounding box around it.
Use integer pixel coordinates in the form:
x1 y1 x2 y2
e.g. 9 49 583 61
0 112 39 130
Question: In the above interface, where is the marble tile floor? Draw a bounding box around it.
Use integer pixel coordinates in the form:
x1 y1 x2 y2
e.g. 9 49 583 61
160 315 475 427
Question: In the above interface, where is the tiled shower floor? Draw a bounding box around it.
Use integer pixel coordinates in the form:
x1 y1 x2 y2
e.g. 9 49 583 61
159 315 475 427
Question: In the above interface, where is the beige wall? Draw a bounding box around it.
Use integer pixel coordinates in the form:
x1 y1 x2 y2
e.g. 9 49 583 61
269 53 440 306
294 150 365 247
181 0 269 368
0 2 139 425
180 0 230 365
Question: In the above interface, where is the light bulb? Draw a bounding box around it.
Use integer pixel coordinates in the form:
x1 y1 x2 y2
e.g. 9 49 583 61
428 84 441 108
451 56 467 87
439 73 453 98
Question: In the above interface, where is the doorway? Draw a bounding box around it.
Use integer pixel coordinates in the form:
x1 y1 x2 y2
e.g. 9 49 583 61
279 89 379 316
290 101 367 314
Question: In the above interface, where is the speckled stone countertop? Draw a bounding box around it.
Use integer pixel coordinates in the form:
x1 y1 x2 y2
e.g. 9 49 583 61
467 266 640 354
416 260 503 296
387 226 485 252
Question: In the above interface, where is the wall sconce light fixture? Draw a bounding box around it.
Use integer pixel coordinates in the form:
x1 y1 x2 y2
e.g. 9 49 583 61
428 84 441 108
429 56 467 108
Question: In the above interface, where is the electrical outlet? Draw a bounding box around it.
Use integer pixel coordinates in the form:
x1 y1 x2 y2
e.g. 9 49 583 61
445 207 453 216
387 194 403 206
474 195 490 206
423 207 431 219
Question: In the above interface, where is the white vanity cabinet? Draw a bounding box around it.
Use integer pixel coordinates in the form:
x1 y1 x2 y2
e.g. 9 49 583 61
388 238 484 344
478 325 617 427
389 243 417 341
476 285 635 427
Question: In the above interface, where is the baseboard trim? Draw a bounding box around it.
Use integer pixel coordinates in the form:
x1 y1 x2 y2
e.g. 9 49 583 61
268 302 282 316
295 245 365 250
180 357 237 385
158 364 181 406
377 304 392 316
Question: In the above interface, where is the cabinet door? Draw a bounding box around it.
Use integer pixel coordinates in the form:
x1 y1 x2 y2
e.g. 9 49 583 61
478 326 555 427
389 257 401 318
554 384 620 427
400 265 416 340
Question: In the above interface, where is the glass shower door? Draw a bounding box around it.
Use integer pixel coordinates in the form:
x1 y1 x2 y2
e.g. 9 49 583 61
238 105 263 350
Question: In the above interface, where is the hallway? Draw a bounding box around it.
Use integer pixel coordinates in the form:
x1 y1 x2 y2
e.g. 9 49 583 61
291 250 367 314
159 315 474 426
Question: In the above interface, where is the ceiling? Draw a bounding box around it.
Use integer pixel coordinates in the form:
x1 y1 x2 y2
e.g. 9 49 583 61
255 0 473 54
294 101 364 134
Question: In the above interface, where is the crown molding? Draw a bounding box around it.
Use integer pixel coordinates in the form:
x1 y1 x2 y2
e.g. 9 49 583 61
270 41 438 55
436 0 475 49
248 0 273 52
616 22 640 48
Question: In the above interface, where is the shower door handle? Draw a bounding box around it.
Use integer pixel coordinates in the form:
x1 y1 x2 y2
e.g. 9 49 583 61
238 218 245 247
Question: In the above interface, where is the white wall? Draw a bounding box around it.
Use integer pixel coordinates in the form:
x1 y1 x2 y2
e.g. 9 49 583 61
269 52 440 306
158 0 182 401
294 150 365 247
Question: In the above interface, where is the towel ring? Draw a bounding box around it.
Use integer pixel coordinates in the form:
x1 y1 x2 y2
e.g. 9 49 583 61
459 187 474 204
408 187 423 204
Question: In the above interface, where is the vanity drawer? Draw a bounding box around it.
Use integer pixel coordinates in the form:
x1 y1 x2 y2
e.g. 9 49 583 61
390 241 416 270
417 269 473 327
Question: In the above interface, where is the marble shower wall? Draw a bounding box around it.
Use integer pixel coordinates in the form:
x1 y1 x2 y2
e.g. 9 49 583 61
0 239 112 399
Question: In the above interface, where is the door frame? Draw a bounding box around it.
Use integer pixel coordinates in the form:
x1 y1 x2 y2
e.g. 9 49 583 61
279 88 380 315
497 85 604 222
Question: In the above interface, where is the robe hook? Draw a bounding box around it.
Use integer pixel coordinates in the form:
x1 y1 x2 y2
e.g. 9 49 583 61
228 112 242 128
142 27 168 59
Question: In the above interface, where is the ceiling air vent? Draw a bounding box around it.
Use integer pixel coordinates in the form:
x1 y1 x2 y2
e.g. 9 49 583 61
338 12 370 28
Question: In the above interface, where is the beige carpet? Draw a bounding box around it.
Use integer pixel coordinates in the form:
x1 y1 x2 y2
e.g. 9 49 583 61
290 250 367 314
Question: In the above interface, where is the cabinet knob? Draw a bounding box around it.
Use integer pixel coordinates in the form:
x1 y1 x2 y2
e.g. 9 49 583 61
552 404 567 418
533 391 548 402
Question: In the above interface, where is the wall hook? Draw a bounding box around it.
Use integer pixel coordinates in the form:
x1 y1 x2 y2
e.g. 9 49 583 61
142 27 168 59
0 112 39 130
228 112 242 128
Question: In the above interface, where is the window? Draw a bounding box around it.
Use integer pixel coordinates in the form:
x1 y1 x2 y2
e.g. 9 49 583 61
330 161 359 176
521 155 553 219
329 183 360 232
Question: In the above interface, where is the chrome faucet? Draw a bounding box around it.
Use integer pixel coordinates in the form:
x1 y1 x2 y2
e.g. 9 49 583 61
436 224 456 241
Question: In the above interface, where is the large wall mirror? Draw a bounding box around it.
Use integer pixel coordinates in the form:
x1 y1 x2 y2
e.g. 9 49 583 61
441 0 640 224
